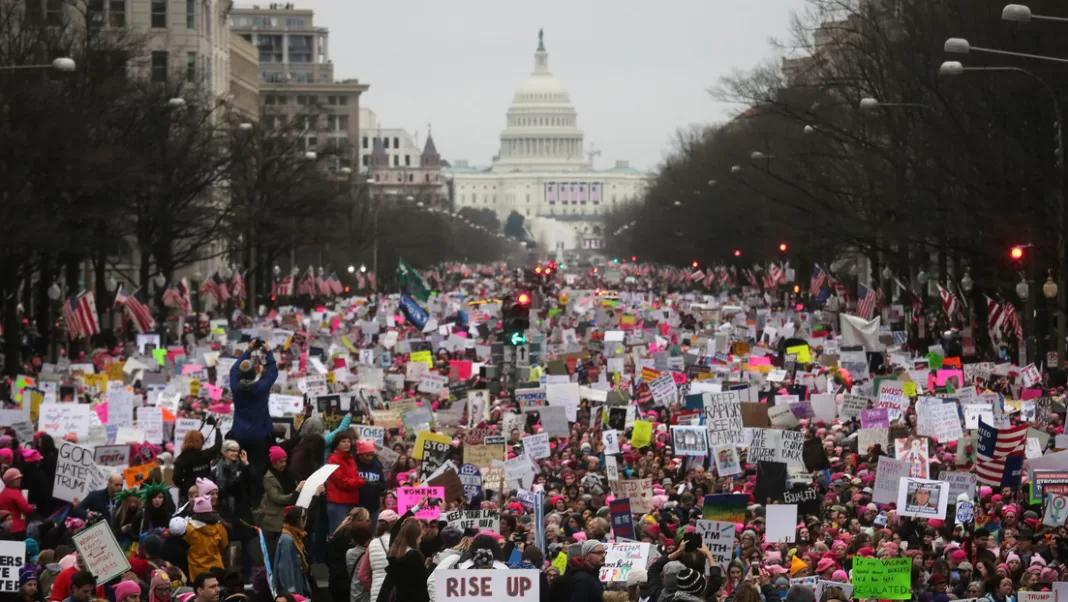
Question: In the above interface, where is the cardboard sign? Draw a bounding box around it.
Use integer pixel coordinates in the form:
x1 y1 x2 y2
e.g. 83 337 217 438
434 569 539 602
54 442 108 503
39 403 91 441
93 444 131 468
122 461 158 489
704 392 743 447
695 520 734 572
0 541 26 592
852 557 913 600
72 519 131 584
398 486 445 520
443 510 500 533
598 543 650 583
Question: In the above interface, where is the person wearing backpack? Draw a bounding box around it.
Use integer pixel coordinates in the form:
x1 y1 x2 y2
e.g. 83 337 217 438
345 515 375 602
376 517 429 602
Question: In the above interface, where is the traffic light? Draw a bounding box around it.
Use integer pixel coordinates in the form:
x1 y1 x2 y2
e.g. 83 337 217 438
613 258 619 264
734 250 742 257
1011 246 1025 270
692 261 699 268
779 242 788 253
503 292 531 346
631 256 637 262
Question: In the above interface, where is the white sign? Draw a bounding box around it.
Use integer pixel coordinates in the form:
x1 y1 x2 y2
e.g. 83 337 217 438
443 510 500 533
434 569 539 601
896 476 950 519
107 388 134 427
695 520 734 572
418 373 449 395
704 391 743 447
93 445 131 469
0 541 25 592
137 406 164 444
522 433 551 460
39 403 91 441
355 425 385 446
602 430 620 455
599 542 650 583
268 394 303 417
72 519 131 583
873 456 911 505
54 442 108 503
296 464 338 508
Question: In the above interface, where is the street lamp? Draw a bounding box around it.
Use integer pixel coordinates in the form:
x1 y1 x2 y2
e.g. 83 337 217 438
340 167 352 176
273 265 281 277
859 97 929 111
360 265 367 273
238 122 253 131
304 151 317 161
945 37 1068 65
730 165 742 174
1044 271 1059 299
803 125 817 135
347 265 355 274
673 201 682 207
47 283 61 301
1003 4 1068 22
167 97 186 108
961 269 974 293
708 179 717 186
0 57 76 71
106 277 118 293
1017 278 1030 301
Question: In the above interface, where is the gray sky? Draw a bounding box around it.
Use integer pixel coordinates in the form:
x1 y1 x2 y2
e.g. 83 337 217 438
288 0 810 172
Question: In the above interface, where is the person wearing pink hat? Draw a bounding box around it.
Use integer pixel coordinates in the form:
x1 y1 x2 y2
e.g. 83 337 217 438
815 557 837 579
260 446 307 566
113 579 142 602
0 467 34 538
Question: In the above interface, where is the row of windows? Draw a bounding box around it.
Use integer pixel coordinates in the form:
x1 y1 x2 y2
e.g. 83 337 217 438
264 94 350 106
231 15 307 28
361 136 402 149
72 0 198 29
371 172 439 183
150 50 199 83
261 71 324 83
509 115 574 127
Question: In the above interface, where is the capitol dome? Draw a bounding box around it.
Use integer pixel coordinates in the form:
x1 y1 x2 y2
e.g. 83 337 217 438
491 30 590 173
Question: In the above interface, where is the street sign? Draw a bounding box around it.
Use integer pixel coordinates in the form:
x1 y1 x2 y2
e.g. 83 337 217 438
516 344 531 367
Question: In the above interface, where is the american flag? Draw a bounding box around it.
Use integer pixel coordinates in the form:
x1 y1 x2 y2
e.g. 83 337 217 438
367 271 376 290
769 263 785 286
230 270 246 303
199 271 230 303
937 284 960 320
704 271 715 289
831 277 850 301
114 285 156 334
63 291 100 339
743 270 758 288
690 269 705 282
810 264 827 296
328 272 343 295
297 268 316 296
856 285 877 320
162 279 192 315
986 296 1006 333
273 274 294 297
1003 301 1023 340
317 273 333 296
976 421 1027 487
356 273 366 290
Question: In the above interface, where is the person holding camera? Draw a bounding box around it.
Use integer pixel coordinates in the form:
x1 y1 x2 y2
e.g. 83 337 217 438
229 338 278 478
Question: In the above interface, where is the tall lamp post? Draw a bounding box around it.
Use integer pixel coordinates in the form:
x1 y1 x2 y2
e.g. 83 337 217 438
1045 272 1060 367
940 59 1066 366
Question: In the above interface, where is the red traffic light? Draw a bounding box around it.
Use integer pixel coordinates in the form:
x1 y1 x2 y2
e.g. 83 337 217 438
692 261 699 268
545 268 553 275
779 243 788 252
734 249 742 257
517 292 531 305
631 256 637 262
1011 247 1024 260
534 266 543 274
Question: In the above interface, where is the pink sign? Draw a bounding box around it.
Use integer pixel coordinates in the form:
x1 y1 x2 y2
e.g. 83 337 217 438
205 384 223 401
397 486 445 520
1021 388 1043 401
935 369 965 388
181 364 205 376
94 402 108 424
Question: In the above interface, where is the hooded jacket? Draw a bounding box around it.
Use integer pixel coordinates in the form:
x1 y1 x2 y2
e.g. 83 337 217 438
426 549 462 602
356 455 385 513
554 557 604 602
184 514 229 581
326 450 365 505
229 349 278 440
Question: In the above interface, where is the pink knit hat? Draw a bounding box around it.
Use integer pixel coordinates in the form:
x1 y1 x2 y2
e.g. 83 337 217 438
114 580 141 602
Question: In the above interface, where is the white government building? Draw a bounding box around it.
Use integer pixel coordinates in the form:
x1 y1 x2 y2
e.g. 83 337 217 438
445 31 648 252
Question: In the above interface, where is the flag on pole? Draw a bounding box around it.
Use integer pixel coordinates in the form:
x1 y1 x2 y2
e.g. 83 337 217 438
328 272 343 295
230 271 246 303
317 272 332 296
690 269 705 282
162 279 192 315
769 263 785 286
976 420 1027 487
856 285 877 320
397 259 431 302
831 277 850 301
114 286 156 334
273 274 294 298
986 296 1006 333
297 268 316 296
367 271 377 290
1003 301 1023 341
810 265 827 296
937 284 960 320
63 291 100 339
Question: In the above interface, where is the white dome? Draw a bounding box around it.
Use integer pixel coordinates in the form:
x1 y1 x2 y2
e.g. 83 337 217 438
492 31 589 173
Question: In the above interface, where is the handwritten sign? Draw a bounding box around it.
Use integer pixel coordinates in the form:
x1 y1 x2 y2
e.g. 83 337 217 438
443 510 500 533
434 569 539 602
598 542 650 583
71 519 131 584
39 403 91 441
852 557 912 600
398 486 445 520
0 541 26 592
54 442 108 503
93 445 130 469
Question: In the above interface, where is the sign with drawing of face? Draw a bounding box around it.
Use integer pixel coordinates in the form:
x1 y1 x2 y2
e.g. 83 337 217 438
896 477 948 518
713 445 741 477
671 426 708 456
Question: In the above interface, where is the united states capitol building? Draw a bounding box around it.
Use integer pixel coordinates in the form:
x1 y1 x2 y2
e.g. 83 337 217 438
445 31 648 252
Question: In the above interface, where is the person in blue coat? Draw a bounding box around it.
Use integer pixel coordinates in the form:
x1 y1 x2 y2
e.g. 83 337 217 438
274 506 312 597
229 338 278 478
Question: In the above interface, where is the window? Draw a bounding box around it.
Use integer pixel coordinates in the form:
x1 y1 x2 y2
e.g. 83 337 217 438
408 173 413 182
337 96 348 105
186 0 193 28
425 174 431 183
150 0 166 27
231 15 248 25
392 155 398 167
109 0 125 26
526 194 530 203
472 194 477 204
151 51 167 82
383 138 389 149
362 136 368 149
186 51 195 82
362 155 369 167
45 0 62 24
327 95 337 105
285 17 304 26
393 137 399 148
404 155 410 167
307 136 317 148
88 0 104 26
296 95 308 105
338 115 348 130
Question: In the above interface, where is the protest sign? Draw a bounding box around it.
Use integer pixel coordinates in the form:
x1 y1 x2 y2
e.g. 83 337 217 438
458 463 482 502
703 494 747 523
614 479 652 513
860 408 890 429
268 394 303 418
765 504 797 542
895 436 930 479
671 426 708 456
704 391 743 447
695 520 734 572
93 444 130 468
598 542 650 583
1044 494 1068 527
840 394 870 419
434 569 539 602
609 498 634 539
602 429 620 455
874 456 911 505
444 510 500 533
943 471 977 501
355 425 385 446
72 519 131 584
39 403 91 441
54 442 108 503
522 433 551 460
897 477 949 519
852 557 913 600
814 581 854 602
0 541 25 592
296 464 338 508
398 486 445 520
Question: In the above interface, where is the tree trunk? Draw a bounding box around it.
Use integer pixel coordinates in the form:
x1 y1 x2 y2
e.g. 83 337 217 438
2 262 21 376
35 253 54 362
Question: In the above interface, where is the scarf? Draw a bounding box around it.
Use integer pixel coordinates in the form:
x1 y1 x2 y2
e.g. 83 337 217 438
270 465 297 495
282 523 309 574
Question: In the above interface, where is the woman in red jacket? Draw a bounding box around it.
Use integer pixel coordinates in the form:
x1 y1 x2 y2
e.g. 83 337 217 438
326 431 364 533
0 468 35 539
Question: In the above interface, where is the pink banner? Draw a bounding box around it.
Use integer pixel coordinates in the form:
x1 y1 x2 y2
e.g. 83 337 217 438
397 486 445 520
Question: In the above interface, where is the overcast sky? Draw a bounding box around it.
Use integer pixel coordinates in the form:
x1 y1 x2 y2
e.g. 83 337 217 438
279 0 810 172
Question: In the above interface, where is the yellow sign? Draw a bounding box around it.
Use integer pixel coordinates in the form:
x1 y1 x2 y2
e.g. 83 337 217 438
341 336 357 353
105 362 125 382
414 430 452 460
189 379 201 398
786 345 811 364
631 420 653 448
903 381 917 397
552 551 568 575
84 373 108 392
410 350 433 368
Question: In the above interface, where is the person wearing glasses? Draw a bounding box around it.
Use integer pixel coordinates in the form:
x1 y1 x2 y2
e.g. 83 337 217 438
550 539 606 602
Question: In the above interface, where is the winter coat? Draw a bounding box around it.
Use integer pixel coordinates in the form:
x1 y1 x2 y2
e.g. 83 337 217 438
256 470 298 533
273 532 312 597
380 549 429 602
365 534 391 602
184 516 229 581
212 459 260 541
355 455 385 513
346 545 370 602
552 558 604 602
172 432 223 502
425 549 462 602
230 349 279 440
71 488 115 521
326 450 365 505
0 487 34 532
